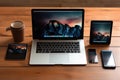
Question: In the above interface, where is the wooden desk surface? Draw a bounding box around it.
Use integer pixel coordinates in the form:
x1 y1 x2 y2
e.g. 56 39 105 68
0 7 120 80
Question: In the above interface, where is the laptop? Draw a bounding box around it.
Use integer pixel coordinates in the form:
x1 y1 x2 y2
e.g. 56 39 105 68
29 9 87 65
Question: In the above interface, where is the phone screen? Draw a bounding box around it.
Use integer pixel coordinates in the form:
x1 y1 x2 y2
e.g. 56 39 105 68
101 50 116 69
88 49 98 63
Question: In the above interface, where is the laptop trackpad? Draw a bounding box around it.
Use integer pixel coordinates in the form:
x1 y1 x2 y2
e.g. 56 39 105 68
49 54 69 64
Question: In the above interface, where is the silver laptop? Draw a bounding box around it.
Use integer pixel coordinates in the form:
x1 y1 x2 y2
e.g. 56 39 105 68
29 9 87 65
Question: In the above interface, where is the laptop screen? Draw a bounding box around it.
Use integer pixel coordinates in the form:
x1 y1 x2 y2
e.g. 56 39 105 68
32 9 84 39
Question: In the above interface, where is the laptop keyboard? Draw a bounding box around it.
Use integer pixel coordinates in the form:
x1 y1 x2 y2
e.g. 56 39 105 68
36 42 80 53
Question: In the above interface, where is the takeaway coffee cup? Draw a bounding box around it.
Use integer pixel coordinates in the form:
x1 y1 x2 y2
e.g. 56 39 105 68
6 21 25 42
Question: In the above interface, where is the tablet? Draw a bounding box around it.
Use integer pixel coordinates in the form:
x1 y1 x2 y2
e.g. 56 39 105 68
90 20 113 44
5 43 27 60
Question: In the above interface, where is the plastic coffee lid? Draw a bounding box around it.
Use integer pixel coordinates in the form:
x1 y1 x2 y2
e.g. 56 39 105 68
11 21 24 28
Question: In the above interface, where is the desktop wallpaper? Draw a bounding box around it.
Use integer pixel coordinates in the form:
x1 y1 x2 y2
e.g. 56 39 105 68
32 10 84 39
91 22 112 43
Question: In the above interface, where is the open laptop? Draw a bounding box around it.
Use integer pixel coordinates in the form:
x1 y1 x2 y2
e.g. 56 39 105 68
29 9 87 65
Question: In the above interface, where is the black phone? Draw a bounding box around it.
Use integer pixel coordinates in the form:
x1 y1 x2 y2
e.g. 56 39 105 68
88 49 98 63
101 50 116 69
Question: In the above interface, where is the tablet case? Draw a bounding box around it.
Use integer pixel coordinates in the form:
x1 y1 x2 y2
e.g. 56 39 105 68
5 43 27 60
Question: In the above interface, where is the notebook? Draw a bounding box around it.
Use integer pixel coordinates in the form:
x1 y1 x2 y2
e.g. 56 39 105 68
29 9 87 65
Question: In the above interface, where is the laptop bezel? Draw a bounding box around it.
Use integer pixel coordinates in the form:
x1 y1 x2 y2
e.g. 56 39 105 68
31 9 84 40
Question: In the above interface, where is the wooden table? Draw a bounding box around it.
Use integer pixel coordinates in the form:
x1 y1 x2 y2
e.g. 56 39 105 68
0 7 120 80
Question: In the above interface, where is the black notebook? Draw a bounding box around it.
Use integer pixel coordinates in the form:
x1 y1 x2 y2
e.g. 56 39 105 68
5 43 27 60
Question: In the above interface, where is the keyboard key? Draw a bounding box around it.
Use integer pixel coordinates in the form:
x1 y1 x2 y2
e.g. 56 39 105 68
36 42 80 53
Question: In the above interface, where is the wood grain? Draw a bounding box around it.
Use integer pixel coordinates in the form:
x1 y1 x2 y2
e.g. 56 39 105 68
0 7 120 80
0 0 120 7
0 67 120 80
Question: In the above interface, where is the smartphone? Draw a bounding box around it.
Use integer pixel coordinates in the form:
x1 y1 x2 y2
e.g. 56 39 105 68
101 50 116 69
88 49 98 63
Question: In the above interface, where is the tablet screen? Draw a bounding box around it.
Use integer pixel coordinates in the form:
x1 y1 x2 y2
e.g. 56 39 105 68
90 21 113 44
